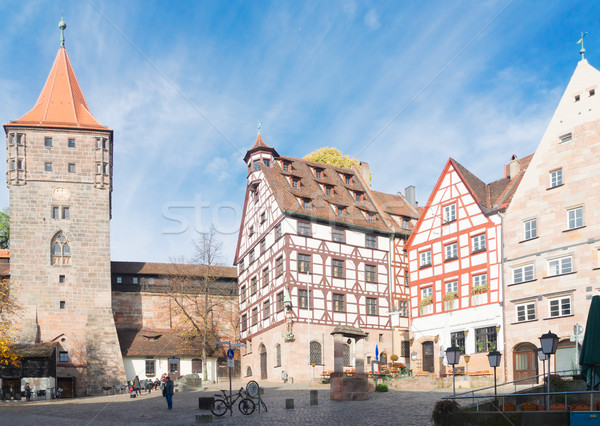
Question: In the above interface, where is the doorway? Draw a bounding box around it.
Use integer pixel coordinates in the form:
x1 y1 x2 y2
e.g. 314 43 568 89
513 343 538 384
259 344 267 380
57 377 76 398
422 341 434 372
168 358 180 379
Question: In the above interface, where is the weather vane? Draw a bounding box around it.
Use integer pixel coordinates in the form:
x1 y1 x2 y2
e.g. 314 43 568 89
577 32 588 60
257 122 262 134
59 13 67 48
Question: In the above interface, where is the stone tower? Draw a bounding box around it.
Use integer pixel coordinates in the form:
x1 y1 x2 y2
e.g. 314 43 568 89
3 19 125 395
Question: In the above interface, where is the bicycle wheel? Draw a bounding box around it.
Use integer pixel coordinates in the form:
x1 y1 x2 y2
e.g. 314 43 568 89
259 399 268 412
211 398 228 417
238 398 255 415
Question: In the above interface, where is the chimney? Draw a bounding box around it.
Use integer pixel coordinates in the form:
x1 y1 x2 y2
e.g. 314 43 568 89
509 154 520 179
358 161 371 187
405 185 416 206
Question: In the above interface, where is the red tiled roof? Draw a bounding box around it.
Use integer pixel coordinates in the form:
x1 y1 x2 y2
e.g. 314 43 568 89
117 328 224 358
243 133 279 162
5 47 108 131
111 261 237 279
259 154 419 234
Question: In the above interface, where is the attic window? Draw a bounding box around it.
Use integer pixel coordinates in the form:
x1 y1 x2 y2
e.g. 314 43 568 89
575 95 581 102
291 178 300 188
324 186 333 196
263 159 271 167
282 162 290 172
402 218 410 230
368 212 376 223
143 335 162 341
354 192 363 202
315 169 323 179
253 162 260 171
559 133 572 143
302 198 311 210
344 175 352 185
590 89 596 97
336 206 346 217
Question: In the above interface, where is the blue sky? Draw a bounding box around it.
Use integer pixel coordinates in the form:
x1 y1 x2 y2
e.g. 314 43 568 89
0 1 597 265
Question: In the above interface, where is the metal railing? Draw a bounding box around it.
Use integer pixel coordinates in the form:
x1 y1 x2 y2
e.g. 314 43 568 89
443 369 600 412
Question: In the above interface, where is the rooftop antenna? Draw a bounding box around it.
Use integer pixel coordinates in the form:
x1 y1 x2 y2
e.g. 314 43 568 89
257 121 262 134
577 32 588 60
59 13 67 47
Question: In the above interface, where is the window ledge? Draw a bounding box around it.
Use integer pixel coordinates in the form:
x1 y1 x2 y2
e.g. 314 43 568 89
471 248 487 254
593 267 600 271
443 219 457 225
444 257 458 263
544 314 574 320
546 184 564 191
511 319 538 325
543 271 577 279
508 279 537 287
519 236 539 243
419 264 432 270
563 226 586 233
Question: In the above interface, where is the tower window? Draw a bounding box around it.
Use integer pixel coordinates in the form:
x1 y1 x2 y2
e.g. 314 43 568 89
575 95 581 102
68 138 76 148
62 207 69 219
59 275 65 283
9 160 15 170
103 163 108 174
51 232 71 265
17 160 23 170
45 137 53 148
45 162 53 172
68 163 76 173
52 207 60 219
116 276 122 284
60 301 65 309
590 89 596 97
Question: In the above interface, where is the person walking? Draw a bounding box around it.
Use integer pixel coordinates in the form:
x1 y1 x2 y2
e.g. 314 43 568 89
163 376 174 409
133 376 141 396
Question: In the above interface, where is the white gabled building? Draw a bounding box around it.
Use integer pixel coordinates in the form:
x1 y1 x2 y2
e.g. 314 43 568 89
406 156 530 376
234 134 419 382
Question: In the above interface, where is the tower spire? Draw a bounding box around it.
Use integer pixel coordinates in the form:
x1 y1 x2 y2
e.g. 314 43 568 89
59 14 66 48
577 32 588 60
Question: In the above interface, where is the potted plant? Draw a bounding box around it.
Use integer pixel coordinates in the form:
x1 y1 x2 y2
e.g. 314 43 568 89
444 291 458 310
470 284 488 295
419 295 433 314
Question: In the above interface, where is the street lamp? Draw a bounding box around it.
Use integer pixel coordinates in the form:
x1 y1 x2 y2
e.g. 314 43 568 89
539 330 558 411
464 355 471 375
487 350 502 397
537 348 547 380
446 346 461 397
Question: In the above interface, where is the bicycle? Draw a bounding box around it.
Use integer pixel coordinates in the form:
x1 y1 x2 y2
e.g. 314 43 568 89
50 387 62 399
246 380 267 412
210 388 255 416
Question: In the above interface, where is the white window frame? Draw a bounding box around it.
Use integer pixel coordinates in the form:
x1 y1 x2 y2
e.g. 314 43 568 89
443 203 456 223
472 234 486 252
567 207 583 230
516 302 536 322
420 250 432 267
445 242 458 260
512 263 534 284
547 256 572 276
549 296 571 318
524 218 537 240
446 280 458 293
549 169 562 188
473 273 487 287
421 287 432 298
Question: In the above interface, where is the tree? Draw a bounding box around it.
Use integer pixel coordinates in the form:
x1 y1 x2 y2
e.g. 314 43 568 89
0 208 9 249
0 279 21 367
303 147 359 169
166 228 238 381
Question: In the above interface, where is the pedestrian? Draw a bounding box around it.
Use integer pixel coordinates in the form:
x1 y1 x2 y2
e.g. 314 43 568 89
133 375 141 396
163 376 174 409
24 383 32 401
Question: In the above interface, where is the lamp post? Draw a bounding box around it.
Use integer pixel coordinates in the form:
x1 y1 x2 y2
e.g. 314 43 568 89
487 350 502 398
446 346 461 397
464 355 470 375
539 330 559 411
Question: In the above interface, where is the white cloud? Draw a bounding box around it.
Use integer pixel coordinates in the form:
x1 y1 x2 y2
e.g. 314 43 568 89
364 9 380 30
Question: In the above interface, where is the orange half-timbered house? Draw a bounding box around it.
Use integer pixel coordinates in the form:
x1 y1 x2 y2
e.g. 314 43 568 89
234 135 419 382
406 155 531 376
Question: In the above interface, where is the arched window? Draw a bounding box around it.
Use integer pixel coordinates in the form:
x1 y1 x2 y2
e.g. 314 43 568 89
51 232 71 265
310 341 322 365
275 344 281 367
343 343 351 367
246 366 253 377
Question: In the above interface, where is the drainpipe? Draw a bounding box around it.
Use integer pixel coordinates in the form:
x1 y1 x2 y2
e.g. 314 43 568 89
498 211 508 383
389 234 395 356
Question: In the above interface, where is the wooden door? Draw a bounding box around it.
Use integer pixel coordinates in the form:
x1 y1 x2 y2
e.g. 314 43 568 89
57 377 75 398
422 341 434 372
260 344 267 380
168 358 180 379
513 344 538 384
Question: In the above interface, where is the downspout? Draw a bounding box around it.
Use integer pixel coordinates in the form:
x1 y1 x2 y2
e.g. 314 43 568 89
498 211 508 383
388 234 394 356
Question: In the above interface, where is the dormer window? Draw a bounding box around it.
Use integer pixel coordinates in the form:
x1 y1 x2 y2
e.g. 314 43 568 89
575 94 581 102
368 212 376 223
324 186 333 196
354 192 363 202
402 218 410 230
263 159 270 167
302 198 311 210
291 178 300 188
344 175 352 185
336 206 346 217
282 162 290 172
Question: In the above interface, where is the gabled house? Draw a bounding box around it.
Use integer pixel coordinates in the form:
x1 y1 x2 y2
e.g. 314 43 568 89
406 155 531 376
234 134 419 382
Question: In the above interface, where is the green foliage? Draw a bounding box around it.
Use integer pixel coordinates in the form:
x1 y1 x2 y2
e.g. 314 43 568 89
419 295 433 308
444 291 458 302
0 208 8 249
303 147 359 170
375 383 388 392
470 284 488 295
431 399 460 425
390 354 399 362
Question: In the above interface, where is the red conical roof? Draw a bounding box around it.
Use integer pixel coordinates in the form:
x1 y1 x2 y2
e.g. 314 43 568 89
243 133 278 162
5 47 108 130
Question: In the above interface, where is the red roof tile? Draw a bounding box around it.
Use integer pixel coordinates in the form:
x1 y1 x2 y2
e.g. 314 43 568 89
111 261 237 279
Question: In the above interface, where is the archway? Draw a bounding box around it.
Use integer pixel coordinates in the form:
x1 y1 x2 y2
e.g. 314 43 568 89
513 342 538 384
259 344 267 380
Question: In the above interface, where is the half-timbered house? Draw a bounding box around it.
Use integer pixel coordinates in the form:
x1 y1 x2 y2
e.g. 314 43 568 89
235 135 419 382
406 155 531 376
